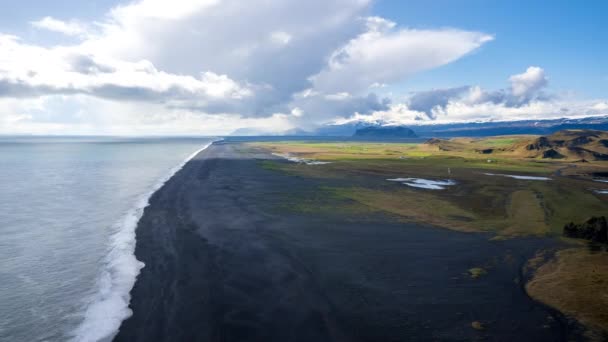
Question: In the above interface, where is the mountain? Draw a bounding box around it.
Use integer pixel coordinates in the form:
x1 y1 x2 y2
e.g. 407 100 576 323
312 116 608 138
353 126 418 138
232 115 608 138
411 117 608 137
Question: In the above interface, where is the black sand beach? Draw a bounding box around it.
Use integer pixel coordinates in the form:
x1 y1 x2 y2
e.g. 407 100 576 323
115 142 579 341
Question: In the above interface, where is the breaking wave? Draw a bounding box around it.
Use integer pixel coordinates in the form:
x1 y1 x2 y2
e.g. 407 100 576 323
71 142 213 342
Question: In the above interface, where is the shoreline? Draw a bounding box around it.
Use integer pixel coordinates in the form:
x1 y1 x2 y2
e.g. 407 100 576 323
72 142 214 342
116 141 581 341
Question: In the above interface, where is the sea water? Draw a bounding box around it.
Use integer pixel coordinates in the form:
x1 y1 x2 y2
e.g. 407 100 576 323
0 136 214 342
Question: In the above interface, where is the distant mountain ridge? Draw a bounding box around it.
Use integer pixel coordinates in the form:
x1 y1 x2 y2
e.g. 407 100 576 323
309 116 608 138
229 116 608 138
413 117 608 138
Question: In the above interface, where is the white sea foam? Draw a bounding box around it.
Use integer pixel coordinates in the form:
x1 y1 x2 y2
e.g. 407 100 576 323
71 141 214 342
595 189 608 194
272 153 331 165
483 173 551 181
594 179 608 183
387 178 456 190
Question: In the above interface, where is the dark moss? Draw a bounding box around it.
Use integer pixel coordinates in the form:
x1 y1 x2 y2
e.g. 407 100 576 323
564 216 608 243
541 149 564 159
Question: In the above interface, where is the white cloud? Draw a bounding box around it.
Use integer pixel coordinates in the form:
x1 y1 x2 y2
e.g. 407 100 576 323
391 67 552 121
290 107 304 117
31 17 89 37
0 35 252 105
309 17 494 94
0 95 295 135
2 0 502 134
509 66 548 103
340 99 608 127
325 92 352 100
269 31 292 45
592 101 608 111
338 67 608 126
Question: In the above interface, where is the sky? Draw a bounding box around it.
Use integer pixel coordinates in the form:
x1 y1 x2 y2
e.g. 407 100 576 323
0 0 606 135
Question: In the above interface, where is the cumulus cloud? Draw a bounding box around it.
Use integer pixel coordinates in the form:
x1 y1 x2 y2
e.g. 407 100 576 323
2 0 498 134
407 86 471 119
84 0 372 98
0 35 252 105
338 67 608 126
392 67 552 120
290 92 391 129
592 101 608 111
508 66 549 105
339 99 608 127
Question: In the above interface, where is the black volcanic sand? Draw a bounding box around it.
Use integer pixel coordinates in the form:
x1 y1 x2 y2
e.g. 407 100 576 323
115 142 580 342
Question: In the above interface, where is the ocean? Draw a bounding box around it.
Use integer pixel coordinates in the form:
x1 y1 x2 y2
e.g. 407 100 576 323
0 136 215 342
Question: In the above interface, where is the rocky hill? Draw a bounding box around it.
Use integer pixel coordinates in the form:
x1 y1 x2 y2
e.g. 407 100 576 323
419 130 608 161
515 130 608 160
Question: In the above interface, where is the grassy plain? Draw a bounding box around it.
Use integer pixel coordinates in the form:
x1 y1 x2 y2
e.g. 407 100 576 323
251 137 608 238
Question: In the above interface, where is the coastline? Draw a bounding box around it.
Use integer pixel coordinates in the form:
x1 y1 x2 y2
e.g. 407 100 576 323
115 142 581 341
72 142 214 342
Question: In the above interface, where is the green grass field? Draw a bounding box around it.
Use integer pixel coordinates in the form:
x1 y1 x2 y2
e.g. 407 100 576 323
251 140 608 238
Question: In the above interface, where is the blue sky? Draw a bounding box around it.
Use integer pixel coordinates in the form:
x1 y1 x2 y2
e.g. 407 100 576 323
0 0 606 135
374 0 608 98
0 1 116 26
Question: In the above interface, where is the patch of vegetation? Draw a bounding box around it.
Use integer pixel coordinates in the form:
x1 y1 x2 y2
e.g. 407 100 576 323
258 160 284 171
471 321 485 330
468 267 488 279
328 187 480 232
535 183 608 235
526 248 608 337
250 141 559 173
274 186 378 219
251 141 424 160
503 190 548 236
482 137 521 147
563 216 608 243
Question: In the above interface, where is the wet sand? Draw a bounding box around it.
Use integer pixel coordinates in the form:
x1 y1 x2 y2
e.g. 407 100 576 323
115 142 580 341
